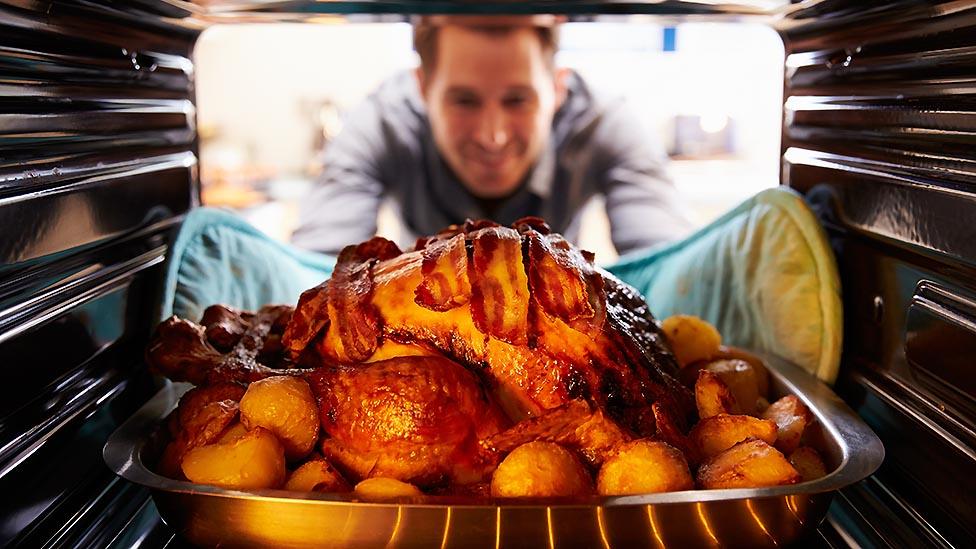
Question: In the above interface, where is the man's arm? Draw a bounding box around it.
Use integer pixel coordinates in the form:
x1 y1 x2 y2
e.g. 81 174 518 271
594 100 694 255
290 97 389 255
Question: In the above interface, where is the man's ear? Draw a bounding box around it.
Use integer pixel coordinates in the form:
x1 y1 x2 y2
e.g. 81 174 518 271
415 66 429 102
554 67 570 109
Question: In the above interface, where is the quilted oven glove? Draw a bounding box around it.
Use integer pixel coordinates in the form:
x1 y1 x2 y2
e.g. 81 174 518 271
606 187 842 382
157 207 334 324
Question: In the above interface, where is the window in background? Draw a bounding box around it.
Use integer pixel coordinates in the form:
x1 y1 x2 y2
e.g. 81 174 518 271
558 21 784 260
194 23 416 241
194 20 784 261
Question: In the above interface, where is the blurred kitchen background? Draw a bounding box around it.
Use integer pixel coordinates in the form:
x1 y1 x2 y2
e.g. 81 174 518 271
194 20 784 263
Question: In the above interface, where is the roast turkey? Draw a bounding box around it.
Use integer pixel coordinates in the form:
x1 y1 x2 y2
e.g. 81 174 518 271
148 217 692 487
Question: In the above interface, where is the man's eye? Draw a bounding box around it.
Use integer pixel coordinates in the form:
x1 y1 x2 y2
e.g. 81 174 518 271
451 97 480 108
503 95 531 108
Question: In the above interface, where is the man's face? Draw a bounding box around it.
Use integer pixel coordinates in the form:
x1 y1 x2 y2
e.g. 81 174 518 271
418 25 565 199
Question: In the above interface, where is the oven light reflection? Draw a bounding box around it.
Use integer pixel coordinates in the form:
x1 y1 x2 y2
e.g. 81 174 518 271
495 507 501 549
596 506 611 549
695 502 719 546
645 505 666 549
440 507 452 549
786 495 803 525
745 499 777 545
546 507 555 549
387 506 404 547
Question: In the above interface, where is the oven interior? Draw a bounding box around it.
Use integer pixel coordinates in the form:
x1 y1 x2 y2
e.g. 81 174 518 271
1 1 975 547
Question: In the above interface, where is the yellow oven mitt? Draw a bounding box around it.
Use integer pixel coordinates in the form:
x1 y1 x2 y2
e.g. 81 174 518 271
606 187 842 383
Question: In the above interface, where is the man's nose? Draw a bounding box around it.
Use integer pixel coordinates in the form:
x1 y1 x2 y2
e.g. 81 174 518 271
476 107 509 151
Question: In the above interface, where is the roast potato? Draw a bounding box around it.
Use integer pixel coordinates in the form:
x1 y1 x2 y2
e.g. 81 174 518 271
354 477 422 500
158 395 241 479
285 459 351 493
491 441 593 498
695 370 738 419
711 346 770 398
240 375 320 460
789 446 828 482
689 414 778 459
697 438 800 489
762 395 812 454
702 359 762 415
181 426 286 490
661 315 722 368
217 421 248 443
597 440 693 495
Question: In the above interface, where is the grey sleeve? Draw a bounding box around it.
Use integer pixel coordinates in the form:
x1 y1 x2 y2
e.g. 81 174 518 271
594 101 695 255
290 97 388 255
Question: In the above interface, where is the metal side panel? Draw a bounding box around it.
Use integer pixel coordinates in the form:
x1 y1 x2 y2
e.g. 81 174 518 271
0 1 200 546
779 1 976 546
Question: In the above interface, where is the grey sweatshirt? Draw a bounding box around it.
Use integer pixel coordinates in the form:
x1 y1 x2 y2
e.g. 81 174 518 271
291 70 692 255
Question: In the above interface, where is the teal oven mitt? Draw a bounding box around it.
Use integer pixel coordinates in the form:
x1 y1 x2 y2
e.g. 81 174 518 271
606 187 842 383
158 207 335 323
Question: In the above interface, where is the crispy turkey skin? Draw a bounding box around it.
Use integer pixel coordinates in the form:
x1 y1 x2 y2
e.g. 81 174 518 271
283 217 691 431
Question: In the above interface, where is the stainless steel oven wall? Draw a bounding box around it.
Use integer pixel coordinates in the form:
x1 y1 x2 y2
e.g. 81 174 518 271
0 1 198 545
780 1 976 546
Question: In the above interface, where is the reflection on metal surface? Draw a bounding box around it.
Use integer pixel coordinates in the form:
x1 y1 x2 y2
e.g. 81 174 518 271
867 474 955 548
644 506 665 549
745 499 776 545
595 506 610 549
545 507 555 549
442 506 453 549
785 495 803 526
0 370 128 480
906 280 976 412
695 502 719 546
389 505 404 547
495 506 501 549
0 246 166 345
337 501 358 546
851 369 976 463
787 150 976 267
780 1 975 53
0 1 198 267
840 367 976 546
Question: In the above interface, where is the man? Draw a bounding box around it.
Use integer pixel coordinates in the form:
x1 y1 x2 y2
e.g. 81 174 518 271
292 16 692 255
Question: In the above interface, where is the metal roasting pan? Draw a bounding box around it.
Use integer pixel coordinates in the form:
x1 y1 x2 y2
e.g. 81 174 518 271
104 353 884 548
